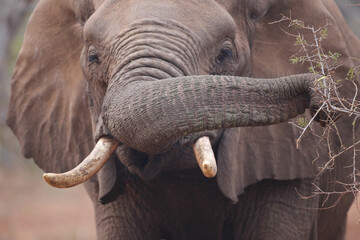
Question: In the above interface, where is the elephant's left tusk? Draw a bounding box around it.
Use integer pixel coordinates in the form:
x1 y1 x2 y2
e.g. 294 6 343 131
43 137 119 188
193 136 217 178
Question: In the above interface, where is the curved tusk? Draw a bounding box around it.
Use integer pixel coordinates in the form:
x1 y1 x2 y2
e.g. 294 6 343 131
43 137 119 188
193 136 217 178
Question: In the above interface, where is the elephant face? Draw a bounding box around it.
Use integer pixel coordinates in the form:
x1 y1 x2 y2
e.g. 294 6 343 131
77 0 316 180
76 0 247 182
7 0 360 203
81 0 251 120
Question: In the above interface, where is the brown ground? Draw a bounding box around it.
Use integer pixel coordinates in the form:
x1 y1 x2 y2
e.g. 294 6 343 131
0 165 96 240
0 160 359 240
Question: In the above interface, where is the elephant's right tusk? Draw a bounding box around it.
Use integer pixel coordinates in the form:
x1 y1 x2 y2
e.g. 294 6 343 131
43 137 119 188
193 136 217 178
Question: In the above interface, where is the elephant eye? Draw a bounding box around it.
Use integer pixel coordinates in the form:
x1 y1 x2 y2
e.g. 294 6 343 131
88 54 100 64
216 48 233 63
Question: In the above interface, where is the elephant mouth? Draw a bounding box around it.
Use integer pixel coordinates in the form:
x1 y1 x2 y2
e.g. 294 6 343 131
43 135 218 188
42 73 323 188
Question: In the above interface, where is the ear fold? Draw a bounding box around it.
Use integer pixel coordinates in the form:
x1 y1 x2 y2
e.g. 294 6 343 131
217 0 360 201
250 0 360 79
7 0 93 173
320 0 360 58
8 0 122 203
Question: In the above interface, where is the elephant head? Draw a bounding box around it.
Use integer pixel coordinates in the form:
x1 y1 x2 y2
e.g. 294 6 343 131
7 0 360 204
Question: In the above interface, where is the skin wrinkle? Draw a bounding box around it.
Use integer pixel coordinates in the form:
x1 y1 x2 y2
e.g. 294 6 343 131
199 78 210 132
115 37 198 75
278 78 292 122
120 67 172 81
247 78 256 126
109 19 202 77
115 33 198 73
103 74 316 155
110 18 202 53
240 179 317 239
116 49 191 80
264 81 275 124
286 78 299 117
95 192 157 239
116 42 192 77
177 83 194 134
119 48 184 77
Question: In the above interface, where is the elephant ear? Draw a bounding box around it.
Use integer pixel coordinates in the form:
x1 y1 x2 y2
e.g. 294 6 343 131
7 0 93 173
7 0 118 202
217 0 360 202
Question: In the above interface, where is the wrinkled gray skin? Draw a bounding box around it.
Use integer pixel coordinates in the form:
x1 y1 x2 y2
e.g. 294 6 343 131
6 0 360 239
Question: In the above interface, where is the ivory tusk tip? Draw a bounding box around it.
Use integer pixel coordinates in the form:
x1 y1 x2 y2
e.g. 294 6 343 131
43 173 73 188
202 161 217 178
43 173 57 187
193 136 218 178
42 137 119 189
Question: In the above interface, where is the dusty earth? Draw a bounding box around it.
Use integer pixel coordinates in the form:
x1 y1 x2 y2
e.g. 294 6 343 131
0 164 96 240
0 159 359 240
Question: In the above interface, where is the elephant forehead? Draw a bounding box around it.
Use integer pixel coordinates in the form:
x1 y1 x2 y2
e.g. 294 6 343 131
84 0 236 44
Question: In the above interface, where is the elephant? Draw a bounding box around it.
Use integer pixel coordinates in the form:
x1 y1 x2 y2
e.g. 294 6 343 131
6 0 360 239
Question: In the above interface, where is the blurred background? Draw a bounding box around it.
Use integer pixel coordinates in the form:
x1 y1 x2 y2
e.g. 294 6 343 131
0 0 359 239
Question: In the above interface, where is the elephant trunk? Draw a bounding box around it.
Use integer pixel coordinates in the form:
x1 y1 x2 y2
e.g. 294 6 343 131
102 73 318 155
42 19 322 188
42 73 321 189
